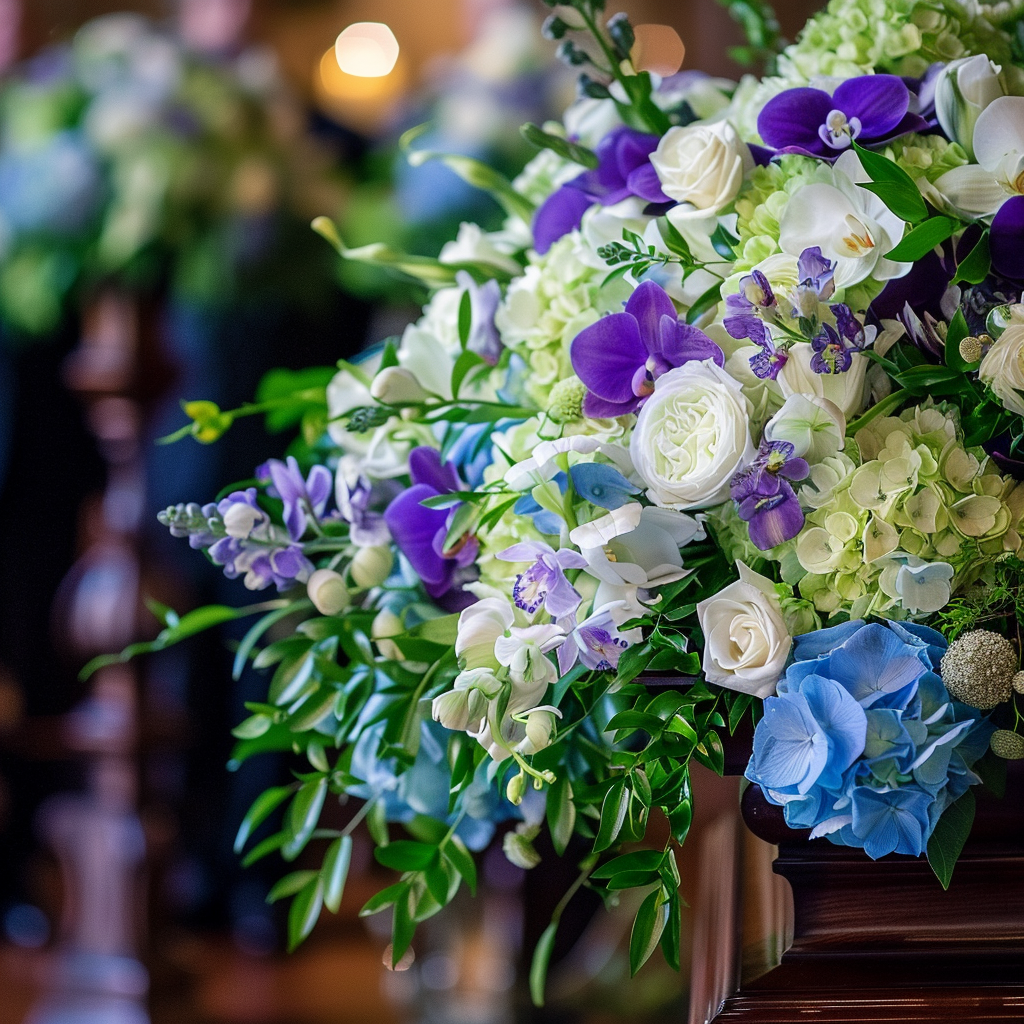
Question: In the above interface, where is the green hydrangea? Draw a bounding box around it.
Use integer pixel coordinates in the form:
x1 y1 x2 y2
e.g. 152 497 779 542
779 0 1015 81
773 404 1024 621
494 233 631 408
889 135 970 183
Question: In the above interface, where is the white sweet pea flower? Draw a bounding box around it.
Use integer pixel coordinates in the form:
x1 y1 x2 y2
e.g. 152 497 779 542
439 222 521 275
630 361 755 509
696 563 792 698
494 623 565 687
934 55 1005 158
651 120 752 220
569 502 704 588
504 436 604 491
777 343 869 419
779 150 910 288
763 394 847 463
455 598 515 671
518 705 563 755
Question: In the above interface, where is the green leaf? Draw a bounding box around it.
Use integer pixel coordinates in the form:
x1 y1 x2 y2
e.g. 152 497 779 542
374 840 438 872
520 122 599 168
268 870 318 904
322 835 353 914
289 686 340 733
685 278 724 325
233 602 309 680
594 779 628 854
629 888 669 976
727 693 754 735
590 850 665 880
614 642 653 687
927 788 976 890
242 831 288 867
366 800 389 847
953 230 991 285
269 651 316 706
457 289 473 350
944 308 973 372
234 784 296 854
288 876 324 952
530 921 559 1007
359 881 408 916
284 777 328 860
606 870 661 890
884 216 958 261
693 730 725 776
231 714 272 740
661 890 681 972
391 887 416 966
853 142 927 223
444 836 477 896
546 775 576 856
451 349 487 400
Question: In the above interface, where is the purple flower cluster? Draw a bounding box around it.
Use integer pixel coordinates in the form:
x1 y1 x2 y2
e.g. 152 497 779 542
730 440 809 550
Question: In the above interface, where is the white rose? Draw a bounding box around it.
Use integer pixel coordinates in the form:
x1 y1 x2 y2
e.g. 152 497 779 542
650 120 751 219
696 563 791 698
979 310 1024 416
630 361 755 509
764 393 846 463
935 55 1004 158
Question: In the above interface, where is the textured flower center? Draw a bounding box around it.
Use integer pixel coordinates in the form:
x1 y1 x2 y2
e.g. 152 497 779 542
818 108 862 150
839 215 875 257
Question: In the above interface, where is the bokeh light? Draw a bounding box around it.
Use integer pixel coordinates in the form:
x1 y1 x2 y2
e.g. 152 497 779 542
632 24 685 77
334 22 400 78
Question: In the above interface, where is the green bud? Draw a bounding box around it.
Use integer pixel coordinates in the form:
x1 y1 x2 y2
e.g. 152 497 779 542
542 15 568 40
547 376 587 424
606 12 635 59
990 729 1024 760
506 771 526 805
350 545 394 588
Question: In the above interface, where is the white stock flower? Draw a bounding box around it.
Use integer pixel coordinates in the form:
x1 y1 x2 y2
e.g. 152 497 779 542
764 393 847 463
651 120 752 219
979 305 1024 416
630 361 755 509
779 151 910 288
934 55 1005 158
569 502 703 588
695 563 791 698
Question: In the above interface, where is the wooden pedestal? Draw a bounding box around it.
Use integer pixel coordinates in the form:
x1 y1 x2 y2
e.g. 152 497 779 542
690 749 1024 1023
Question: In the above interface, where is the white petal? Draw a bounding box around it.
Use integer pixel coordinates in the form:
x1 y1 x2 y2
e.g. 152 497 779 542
973 95 1024 172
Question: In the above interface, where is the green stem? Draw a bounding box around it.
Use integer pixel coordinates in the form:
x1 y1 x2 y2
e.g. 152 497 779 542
847 388 909 434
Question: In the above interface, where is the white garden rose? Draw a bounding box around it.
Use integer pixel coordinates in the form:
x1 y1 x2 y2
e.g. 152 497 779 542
696 563 791 698
630 361 755 509
979 309 1024 416
650 120 751 219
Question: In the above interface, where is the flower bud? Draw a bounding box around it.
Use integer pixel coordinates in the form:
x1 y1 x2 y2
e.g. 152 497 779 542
372 609 405 661
502 824 542 869
505 771 526 806
432 689 472 732
350 545 394 588
222 501 264 539
959 335 983 363
520 708 560 755
934 55 1004 159
307 568 350 616
370 367 430 405
990 729 1024 760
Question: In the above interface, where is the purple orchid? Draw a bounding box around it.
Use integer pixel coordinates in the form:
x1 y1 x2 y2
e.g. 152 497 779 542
810 323 854 374
264 456 332 541
989 195 1024 280
336 473 390 547
725 269 777 316
570 280 724 418
383 447 477 599
790 247 836 319
497 541 587 620
730 440 809 551
723 314 788 381
556 602 639 675
533 127 671 255
757 75 928 160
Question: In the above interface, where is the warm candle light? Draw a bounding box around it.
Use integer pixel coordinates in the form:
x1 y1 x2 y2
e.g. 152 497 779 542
631 24 685 78
334 22 399 78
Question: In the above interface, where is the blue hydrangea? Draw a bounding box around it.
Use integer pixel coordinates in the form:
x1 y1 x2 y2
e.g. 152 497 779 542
746 620 992 860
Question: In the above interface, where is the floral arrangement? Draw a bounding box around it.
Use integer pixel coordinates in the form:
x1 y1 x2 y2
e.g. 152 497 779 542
96 0 1024 995
0 14 338 340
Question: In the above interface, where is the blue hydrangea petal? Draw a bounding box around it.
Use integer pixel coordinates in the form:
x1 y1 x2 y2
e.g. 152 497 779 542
851 786 931 858
799 676 868 787
748 693 830 793
792 619 865 661
828 623 926 708
862 709 911 763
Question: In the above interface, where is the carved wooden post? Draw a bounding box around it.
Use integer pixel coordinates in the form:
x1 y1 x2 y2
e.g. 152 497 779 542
26 291 167 1024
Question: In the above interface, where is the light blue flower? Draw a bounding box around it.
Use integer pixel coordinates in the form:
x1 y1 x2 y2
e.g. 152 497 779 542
850 786 932 859
569 462 641 510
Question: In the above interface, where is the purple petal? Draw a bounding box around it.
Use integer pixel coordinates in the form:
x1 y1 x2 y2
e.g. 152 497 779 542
582 391 641 418
625 280 678 350
409 447 460 494
570 312 648 402
268 458 303 504
660 317 725 368
306 465 333 514
544 571 583 620
723 314 766 344
499 541 551 562
746 489 805 550
384 483 451 587
625 163 671 203
757 87 833 155
990 195 1024 280
533 184 592 255
834 74 908 138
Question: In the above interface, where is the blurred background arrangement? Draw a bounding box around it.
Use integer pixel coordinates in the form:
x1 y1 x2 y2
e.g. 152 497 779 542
0 1 819 1022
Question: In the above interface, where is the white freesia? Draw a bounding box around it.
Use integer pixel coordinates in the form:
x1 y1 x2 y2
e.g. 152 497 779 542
979 305 1024 416
779 150 910 288
777 343 869 419
696 563 791 698
630 361 755 509
651 120 752 220
934 55 1004 157
569 503 704 588
763 394 847 463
